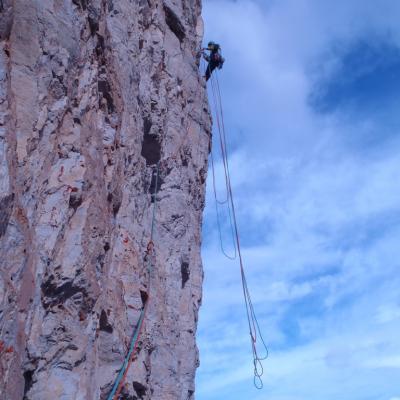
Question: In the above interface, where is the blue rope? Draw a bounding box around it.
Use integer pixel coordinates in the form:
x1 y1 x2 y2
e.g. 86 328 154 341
107 162 160 400
106 310 146 400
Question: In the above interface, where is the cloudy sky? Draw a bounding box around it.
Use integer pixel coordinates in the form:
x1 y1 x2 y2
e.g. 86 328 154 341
195 1 400 399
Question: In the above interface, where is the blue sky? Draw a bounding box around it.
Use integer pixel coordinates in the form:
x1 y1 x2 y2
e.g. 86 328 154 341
196 1 400 399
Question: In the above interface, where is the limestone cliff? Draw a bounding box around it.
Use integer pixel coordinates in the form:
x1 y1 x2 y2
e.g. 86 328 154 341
0 1 210 399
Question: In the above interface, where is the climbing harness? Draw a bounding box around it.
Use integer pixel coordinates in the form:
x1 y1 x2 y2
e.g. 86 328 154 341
208 69 268 389
107 162 160 400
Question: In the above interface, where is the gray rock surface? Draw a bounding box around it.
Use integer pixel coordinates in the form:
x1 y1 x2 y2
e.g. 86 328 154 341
0 1 210 399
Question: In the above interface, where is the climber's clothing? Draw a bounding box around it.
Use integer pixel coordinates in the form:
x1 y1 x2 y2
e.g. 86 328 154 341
203 41 225 81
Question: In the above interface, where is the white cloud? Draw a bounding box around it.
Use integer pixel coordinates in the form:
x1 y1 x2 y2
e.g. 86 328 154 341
376 305 400 324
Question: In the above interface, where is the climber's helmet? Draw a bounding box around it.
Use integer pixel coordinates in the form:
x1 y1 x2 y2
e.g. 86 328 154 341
208 41 220 51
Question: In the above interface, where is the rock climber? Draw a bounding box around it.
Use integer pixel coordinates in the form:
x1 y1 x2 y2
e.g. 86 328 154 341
202 41 225 81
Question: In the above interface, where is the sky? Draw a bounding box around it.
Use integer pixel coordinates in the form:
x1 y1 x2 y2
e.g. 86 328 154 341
196 1 400 399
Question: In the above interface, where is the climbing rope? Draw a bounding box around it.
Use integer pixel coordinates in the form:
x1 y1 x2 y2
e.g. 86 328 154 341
107 162 160 400
208 69 268 389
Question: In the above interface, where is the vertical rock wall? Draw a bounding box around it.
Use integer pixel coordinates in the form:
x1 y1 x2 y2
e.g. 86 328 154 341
0 1 210 399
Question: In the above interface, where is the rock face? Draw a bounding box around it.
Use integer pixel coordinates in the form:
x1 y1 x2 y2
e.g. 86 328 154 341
0 1 210 399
